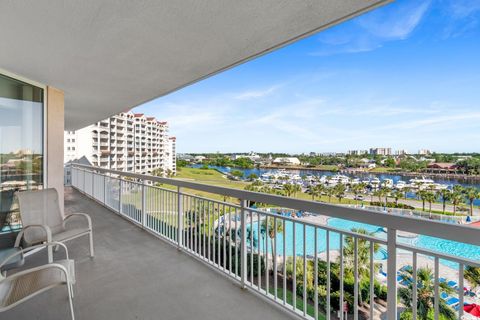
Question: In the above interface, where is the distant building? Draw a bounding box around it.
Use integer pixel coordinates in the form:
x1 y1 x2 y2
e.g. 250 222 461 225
273 157 301 166
426 162 458 173
369 148 392 156
231 152 261 162
194 156 206 162
395 149 408 156
64 111 176 176
418 149 432 155
347 150 368 156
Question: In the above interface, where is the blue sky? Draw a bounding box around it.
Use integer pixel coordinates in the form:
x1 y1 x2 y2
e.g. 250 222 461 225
133 0 480 154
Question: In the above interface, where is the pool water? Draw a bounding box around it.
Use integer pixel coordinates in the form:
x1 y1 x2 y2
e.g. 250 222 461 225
246 217 480 268
247 219 388 260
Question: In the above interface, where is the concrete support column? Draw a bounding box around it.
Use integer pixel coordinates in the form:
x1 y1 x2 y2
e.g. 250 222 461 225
46 86 65 215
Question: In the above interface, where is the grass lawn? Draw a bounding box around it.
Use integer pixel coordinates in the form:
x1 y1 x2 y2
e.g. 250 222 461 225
268 286 327 320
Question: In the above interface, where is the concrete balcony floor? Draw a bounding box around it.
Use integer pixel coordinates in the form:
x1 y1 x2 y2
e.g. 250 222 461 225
3 187 295 320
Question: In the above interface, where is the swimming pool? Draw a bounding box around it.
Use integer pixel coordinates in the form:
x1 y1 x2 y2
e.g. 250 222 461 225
246 217 480 268
247 219 388 260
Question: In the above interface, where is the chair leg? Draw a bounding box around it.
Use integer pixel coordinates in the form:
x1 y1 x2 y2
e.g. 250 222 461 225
67 283 75 320
89 231 94 258
47 245 53 263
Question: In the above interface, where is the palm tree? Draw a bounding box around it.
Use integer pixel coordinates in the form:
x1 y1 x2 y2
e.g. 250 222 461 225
392 190 403 206
373 189 384 205
424 191 437 218
437 189 451 214
451 191 464 215
403 186 412 199
351 183 366 205
465 187 480 216
342 228 380 306
464 266 480 290
398 267 455 320
325 187 335 203
282 184 295 197
261 218 284 265
308 184 324 201
333 184 346 203
418 190 427 211
292 184 302 197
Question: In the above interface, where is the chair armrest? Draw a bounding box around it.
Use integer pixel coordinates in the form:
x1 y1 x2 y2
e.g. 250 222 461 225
63 213 92 230
14 224 53 248
1 261 72 284
0 242 69 270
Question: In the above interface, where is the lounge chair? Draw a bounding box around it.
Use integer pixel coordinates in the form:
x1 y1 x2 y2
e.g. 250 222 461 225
15 188 94 261
446 297 459 306
0 242 75 320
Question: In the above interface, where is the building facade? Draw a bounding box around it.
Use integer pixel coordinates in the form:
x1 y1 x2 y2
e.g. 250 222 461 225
64 112 176 176
369 147 392 156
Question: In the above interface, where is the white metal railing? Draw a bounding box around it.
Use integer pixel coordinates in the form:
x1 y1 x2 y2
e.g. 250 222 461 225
70 164 480 320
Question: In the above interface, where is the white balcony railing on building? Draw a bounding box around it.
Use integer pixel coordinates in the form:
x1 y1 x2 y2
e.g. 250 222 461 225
69 164 480 320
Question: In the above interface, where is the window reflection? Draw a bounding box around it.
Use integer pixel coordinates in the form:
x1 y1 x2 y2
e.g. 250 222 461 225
0 74 44 233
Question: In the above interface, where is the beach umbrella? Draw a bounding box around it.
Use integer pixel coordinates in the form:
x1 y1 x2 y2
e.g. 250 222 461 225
464 304 480 317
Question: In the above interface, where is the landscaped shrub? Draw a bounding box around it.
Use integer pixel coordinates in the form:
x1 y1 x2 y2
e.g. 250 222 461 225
370 202 415 210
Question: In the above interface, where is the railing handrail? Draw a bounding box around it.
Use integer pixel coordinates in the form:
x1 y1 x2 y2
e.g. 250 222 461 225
70 163 480 247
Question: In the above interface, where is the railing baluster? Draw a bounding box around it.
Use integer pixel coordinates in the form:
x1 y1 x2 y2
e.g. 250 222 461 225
354 237 358 320
412 252 417 320
327 230 331 320
177 187 182 248
387 228 397 320
303 224 307 316
459 263 464 319
240 200 247 288
223 203 227 271
434 257 439 320
283 219 286 304
370 240 375 320
274 216 278 300
314 227 318 320
293 221 296 310
250 210 254 286
258 212 261 290
340 233 344 320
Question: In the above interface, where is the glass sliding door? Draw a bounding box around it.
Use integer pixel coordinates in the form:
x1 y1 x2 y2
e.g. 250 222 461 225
0 73 44 234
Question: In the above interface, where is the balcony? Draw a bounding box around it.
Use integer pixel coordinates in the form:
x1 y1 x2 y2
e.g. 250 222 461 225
63 164 480 320
2 189 288 319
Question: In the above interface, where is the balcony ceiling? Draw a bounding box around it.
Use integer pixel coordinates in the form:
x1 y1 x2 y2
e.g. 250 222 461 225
0 0 390 129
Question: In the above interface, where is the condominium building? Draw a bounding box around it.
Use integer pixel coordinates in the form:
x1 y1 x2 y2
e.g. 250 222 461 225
64 112 176 175
347 149 368 156
369 147 392 156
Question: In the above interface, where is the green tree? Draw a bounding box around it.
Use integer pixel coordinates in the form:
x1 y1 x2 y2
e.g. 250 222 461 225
325 187 335 203
230 170 244 179
308 184 325 201
437 189 451 214
450 191 464 215
342 228 380 306
260 218 284 262
333 184 346 203
398 267 455 320
424 191 437 218
391 190 403 206
417 190 428 211
282 184 295 197
465 187 480 216
464 266 480 290
247 173 258 181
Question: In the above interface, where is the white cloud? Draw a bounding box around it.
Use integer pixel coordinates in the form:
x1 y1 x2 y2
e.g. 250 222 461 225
311 0 431 56
234 85 281 100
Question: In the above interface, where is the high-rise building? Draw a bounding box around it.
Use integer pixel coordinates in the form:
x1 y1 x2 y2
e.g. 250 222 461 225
64 112 176 176
418 149 432 155
369 147 392 156
395 149 408 156
347 150 368 156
